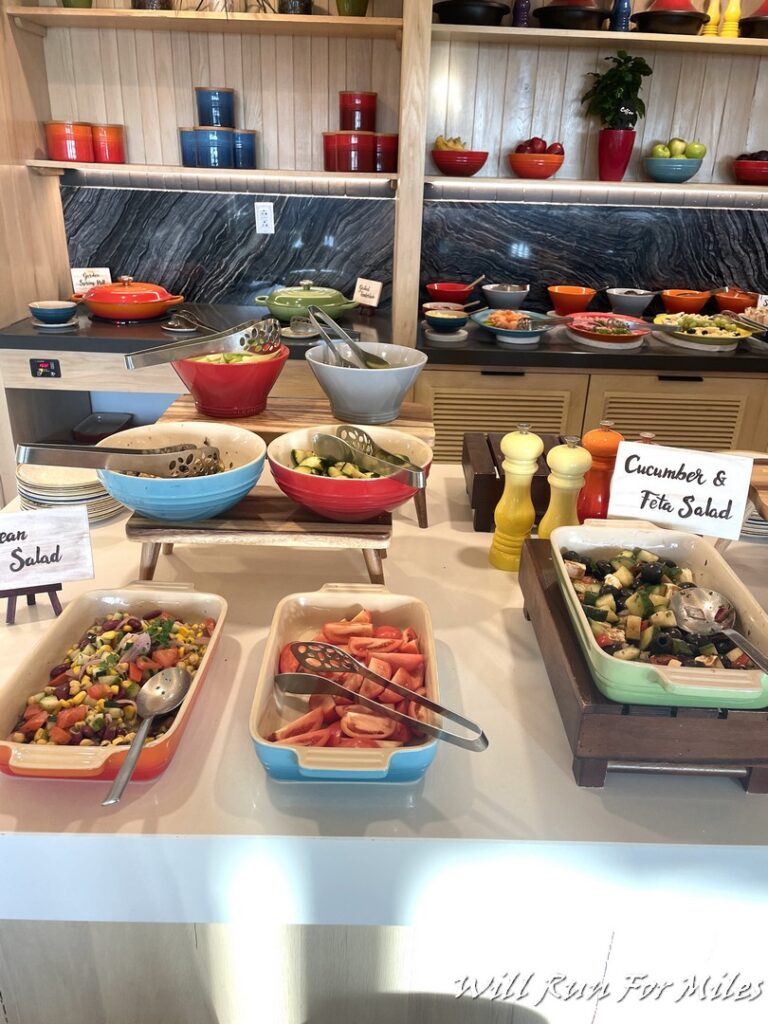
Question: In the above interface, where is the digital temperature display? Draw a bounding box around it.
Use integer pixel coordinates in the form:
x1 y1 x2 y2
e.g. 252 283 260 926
30 359 61 379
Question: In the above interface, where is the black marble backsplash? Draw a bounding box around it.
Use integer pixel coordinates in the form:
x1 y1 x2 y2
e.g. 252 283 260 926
61 187 394 307
421 202 768 312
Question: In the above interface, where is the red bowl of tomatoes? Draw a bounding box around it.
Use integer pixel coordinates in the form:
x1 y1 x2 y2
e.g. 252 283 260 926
267 424 432 523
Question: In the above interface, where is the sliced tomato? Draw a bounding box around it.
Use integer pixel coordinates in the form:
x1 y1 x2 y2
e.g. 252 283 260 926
395 699 410 716
348 636 402 657
341 672 363 693
23 704 44 720
360 678 384 700
309 694 339 723
392 667 420 692
278 644 300 674
325 722 345 746
351 609 372 624
335 703 376 717
273 728 330 747
57 705 87 730
399 640 420 655
337 738 380 748
369 651 424 673
378 687 401 704
595 634 615 650
373 625 402 640
271 706 325 742
153 648 179 668
48 725 72 745
48 671 71 689
390 721 414 744
136 656 160 672
20 711 48 733
128 661 143 684
322 621 374 644
368 656 392 680
341 712 396 739
401 627 418 645
204 617 217 636
87 683 112 700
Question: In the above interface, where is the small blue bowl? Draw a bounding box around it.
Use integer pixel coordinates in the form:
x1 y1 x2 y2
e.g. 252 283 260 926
29 301 77 325
424 310 469 332
644 157 703 184
96 422 266 522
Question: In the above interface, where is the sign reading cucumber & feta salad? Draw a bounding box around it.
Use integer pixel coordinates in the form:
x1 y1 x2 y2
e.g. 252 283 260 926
608 442 753 541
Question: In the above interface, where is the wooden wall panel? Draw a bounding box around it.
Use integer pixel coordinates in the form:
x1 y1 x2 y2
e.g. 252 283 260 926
428 40 768 183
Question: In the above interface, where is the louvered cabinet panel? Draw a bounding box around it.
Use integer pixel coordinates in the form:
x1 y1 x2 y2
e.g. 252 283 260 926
584 374 768 452
413 370 588 462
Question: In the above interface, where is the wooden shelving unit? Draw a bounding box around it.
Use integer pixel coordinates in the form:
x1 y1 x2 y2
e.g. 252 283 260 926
6 6 403 39
430 22 768 55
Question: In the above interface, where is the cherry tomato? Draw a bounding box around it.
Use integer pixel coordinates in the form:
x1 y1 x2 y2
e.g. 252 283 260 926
128 662 143 684
57 706 87 730
153 648 179 668
48 725 72 745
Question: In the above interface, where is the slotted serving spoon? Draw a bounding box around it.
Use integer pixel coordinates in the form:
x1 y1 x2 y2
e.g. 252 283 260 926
307 305 391 369
16 442 222 478
124 318 282 370
313 433 425 488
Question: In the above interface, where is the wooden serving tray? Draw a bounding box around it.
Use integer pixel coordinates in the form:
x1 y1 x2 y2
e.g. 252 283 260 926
518 538 768 793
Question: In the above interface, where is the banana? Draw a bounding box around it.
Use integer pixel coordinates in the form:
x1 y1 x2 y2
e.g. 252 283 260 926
434 135 468 152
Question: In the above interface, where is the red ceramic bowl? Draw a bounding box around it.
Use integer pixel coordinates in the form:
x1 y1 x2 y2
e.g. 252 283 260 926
548 285 596 315
714 288 758 314
267 425 433 523
172 345 289 418
661 289 710 314
733 159 768 186
426 281 476 303
431 149 488 177
508 152 564 179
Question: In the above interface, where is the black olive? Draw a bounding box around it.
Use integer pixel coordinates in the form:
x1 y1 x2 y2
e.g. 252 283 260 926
640 563 664 583
678 582 697 590
714 635 735 655
600 585 621 599
650 633 673 655
665 628 684 642
602 644 620 656
665 559 678 569
562 550 581 563
593 560 613 579
681 658 700 668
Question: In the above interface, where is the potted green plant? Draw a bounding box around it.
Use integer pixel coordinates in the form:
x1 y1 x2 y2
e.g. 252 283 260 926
581 50 653 182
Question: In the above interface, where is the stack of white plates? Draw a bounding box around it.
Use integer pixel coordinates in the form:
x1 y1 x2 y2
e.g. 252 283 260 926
16 464 123 524
739 501 768 543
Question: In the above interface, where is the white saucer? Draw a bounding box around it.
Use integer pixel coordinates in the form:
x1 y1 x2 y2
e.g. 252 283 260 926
32 318 78 329
494 333 542 348
422 325 468 345
566 328 645 351
281 326 320 340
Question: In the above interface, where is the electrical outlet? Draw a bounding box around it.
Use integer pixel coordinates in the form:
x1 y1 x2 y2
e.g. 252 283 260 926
254 202 275 234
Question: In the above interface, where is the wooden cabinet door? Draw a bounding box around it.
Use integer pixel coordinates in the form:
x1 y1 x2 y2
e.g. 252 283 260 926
584 373 768 451
414 368 589 461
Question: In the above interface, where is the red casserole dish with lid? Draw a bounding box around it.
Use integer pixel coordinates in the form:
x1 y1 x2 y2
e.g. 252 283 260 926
72 275 184 320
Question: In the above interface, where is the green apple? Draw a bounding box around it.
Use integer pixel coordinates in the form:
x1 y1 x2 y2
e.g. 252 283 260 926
668 137 687 157
651 143 671 158
685 140 707 159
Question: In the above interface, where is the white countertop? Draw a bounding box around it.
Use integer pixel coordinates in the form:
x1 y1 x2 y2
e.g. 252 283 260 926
2 466 768 928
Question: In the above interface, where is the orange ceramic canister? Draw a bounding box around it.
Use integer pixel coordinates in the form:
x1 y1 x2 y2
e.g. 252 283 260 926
577 420 625 522
92 124 126 164
45 121 94 162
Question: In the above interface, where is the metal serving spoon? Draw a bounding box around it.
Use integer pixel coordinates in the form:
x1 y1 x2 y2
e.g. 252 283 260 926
102 667 192 807
670 587 768 674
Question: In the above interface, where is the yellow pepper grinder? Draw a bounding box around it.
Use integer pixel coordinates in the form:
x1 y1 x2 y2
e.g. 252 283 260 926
719 0 740 35
702 0 720 34
488 423 544 572
537 436 593 541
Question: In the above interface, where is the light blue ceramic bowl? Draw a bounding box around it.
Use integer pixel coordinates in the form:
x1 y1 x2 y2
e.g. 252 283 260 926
644 157 703 184
471 308 556 345
29 300 77 324
96 421 266 521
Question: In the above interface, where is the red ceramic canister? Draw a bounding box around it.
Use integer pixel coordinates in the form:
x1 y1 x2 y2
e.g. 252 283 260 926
339 91 377 132
375 133 398 172
92 124 126 164
335 131 376 172
323 131 339 171
45 121 94 162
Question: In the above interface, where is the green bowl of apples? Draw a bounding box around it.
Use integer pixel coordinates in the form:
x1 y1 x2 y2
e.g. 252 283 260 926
645 138 705 183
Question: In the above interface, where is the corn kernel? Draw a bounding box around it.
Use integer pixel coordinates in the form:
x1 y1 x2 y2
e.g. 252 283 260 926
35 738 48 744
71 691 86 706
10 732 25 743
34 728 45 741
80 738 95 746
100 631 117 641
96 699 106 710
177 646 186 656
59 699 72 709
110 684 119 694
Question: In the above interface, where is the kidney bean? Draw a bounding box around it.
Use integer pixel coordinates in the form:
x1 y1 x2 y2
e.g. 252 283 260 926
100 619 120 632
49 663 69 679
54 681 70 700
143 610 162 621
125 617 142 631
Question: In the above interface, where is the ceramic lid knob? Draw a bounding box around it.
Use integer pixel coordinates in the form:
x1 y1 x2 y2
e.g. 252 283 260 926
581 419 625 459
500 423 544 473
547 436 592 481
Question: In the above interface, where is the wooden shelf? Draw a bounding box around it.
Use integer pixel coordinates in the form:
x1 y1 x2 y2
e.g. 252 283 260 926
6 6 403 39
430 22 768 55
27 159 398 183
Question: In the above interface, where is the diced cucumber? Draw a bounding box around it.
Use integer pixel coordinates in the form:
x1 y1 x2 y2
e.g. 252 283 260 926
341 462 364 478
606 611 620 624
294 466 315 475
614 565 635 588
613 645 641 661
679 568 694 584
699 642 718 657
291 448 310 466
584 606 609 622
636 549 659 563
328 466 344 478
298 456 325 470
663 565 682 581
595 594 616 613
625 615 642 641
672 639 695 657
39 695 60 713
611 556 634 571
640 624 659 651
625 591 651 618
585 583 602 595
649 609 677 629
589 619 609 638
583 591 598 607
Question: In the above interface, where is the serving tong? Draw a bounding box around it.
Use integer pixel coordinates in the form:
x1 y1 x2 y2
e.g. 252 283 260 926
313 432 425 488
307 305 391 369
16 442 222 479
275 641 488 752
123 317 282 370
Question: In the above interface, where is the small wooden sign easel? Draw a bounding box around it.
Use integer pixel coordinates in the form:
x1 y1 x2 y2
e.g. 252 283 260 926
2 584 63 626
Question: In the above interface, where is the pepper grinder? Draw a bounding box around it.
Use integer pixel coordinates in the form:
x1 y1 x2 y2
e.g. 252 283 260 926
577 420 624 523
702 0 720 34
719 0 740 35
609 0 632 31
512 0 531 27
488 423 544 573
538 436 592 541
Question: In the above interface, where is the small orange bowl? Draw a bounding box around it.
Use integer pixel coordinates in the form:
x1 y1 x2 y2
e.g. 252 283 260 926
508 152 564 179
548 285 596 315
714 288 758 314
661 289 710 314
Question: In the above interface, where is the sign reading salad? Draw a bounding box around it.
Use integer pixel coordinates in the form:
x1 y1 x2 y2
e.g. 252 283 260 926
608 442 753 541
0 506 93 590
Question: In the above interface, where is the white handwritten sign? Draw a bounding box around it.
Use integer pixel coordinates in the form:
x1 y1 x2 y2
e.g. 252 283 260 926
0 507 94 590
757 294 768 309
70 267 112 293
608 442 753 541
353 277 383 308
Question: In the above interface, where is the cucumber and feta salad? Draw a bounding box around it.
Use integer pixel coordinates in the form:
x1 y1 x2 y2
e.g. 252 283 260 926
562 547 756 670
290 448 382 479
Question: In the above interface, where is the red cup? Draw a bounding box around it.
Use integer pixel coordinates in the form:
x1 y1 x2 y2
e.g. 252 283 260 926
339 91 377 132
375 133 398 172
335 131 375 172
45 121 94 162
323 131 339 171
92 124 126 164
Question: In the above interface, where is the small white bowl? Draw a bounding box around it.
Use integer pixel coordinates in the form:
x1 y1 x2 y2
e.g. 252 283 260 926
605 288 655 316
482 283 529 310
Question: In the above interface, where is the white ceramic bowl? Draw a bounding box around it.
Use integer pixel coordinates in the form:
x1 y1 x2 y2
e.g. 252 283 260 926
482 283 529 310
605 288 655 316
304 342 427 424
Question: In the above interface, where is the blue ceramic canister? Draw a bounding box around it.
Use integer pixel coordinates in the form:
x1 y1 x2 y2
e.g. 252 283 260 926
194 87 235 129
234 130 257 169
195 127 235 169
178 127 197 167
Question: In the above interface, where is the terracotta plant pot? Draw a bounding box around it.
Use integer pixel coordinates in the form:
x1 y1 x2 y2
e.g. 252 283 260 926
597 128 635 182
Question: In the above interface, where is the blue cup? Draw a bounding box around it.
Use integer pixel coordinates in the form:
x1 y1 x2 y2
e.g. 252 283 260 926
195 87 235 129
179 127 197 167
234 130 257 169
195 127 235 169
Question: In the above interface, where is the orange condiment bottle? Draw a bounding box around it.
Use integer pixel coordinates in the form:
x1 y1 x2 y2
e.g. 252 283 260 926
577 420 625 523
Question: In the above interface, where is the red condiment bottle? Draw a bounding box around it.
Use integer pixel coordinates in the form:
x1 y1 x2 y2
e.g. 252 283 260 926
577 420 625 522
